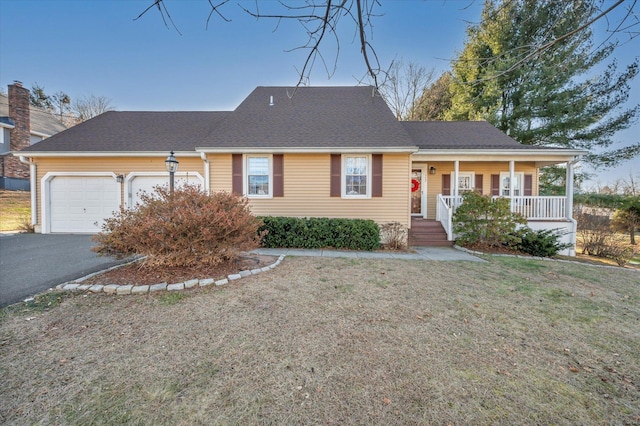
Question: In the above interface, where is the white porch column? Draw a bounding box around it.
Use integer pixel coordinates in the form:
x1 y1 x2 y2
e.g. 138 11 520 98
565 159 575 219
453 160 459 208
509 160 515 211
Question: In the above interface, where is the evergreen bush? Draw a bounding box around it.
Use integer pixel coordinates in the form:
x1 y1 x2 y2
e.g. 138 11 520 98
259 216 380 250
453 191 526 247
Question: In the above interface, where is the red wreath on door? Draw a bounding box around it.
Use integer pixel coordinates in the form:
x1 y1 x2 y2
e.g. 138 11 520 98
411 178 420 192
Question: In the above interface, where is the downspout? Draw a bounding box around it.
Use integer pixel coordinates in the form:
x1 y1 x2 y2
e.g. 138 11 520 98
200 152 210 194
19 155 37 227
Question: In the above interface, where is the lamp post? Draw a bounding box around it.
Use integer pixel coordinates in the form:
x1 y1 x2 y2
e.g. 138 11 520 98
165 151 179 195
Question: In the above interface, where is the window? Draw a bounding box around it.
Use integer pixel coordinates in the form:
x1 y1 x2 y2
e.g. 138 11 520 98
499 172 523 196
246 155 272 197
455 172 475 193
343 155 370 197
0 127 10 153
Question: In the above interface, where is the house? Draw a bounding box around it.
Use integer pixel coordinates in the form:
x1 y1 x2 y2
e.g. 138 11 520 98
16 86 586 254
1 82 68 190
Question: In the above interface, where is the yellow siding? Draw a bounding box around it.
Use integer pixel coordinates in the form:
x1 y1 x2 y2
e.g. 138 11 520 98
422 161 538 219
30 154 541 231
31 156 205 229
208 154 232 192
239 153 412 228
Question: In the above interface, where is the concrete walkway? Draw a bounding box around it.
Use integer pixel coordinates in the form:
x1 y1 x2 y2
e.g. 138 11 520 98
252 246 486 262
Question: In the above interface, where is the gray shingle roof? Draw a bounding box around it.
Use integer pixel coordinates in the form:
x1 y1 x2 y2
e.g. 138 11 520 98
21 111 230 152
21 86 555 154
402 121 537 150
199 86 415 148
0 94 67 136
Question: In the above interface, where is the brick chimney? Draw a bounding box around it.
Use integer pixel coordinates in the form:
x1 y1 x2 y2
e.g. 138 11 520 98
3 81 31 182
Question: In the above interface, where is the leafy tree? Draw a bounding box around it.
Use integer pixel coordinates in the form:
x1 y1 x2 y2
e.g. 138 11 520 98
29 83 53 110
52 91 71 122
611 199 640 245
29 83 71 123
538 164 591 196
410 71 453 121
446 0 639 168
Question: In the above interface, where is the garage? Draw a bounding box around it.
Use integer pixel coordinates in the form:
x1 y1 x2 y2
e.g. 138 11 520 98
127 173 203 207
48 176 120 233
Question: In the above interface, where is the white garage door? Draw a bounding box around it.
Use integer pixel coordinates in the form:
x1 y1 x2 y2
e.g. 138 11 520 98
129 174 203 207
49 176 120 233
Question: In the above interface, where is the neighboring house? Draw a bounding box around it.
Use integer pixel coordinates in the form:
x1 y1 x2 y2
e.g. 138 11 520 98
1 82 67 190
17 86 586 254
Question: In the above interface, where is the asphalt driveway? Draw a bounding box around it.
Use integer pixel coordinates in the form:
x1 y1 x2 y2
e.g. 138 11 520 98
0 233 131 308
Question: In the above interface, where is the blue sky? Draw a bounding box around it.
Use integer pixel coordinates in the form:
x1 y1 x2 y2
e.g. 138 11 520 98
1 0 638 189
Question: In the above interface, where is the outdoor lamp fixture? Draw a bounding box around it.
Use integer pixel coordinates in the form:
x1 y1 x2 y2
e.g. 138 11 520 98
429 166 436 175
165 151 179 194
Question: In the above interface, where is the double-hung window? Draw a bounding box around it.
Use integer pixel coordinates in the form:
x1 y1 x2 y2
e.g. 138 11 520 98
246 155 272 197
499 172 523 196
456 172 474 193
343 155 370 198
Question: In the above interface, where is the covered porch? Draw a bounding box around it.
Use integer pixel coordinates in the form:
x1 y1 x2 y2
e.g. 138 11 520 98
409 151 584 255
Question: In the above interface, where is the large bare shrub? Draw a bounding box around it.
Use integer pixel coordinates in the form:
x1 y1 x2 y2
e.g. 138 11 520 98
93 185 263 268
576 212 612 256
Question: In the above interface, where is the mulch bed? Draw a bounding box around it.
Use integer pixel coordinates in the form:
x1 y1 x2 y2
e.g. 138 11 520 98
81 254 279 286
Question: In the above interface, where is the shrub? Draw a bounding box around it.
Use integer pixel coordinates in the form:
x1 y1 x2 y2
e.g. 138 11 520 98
92 185 263 268
514 227 573 257
595 239 638 266
380 222 408 250
259 216 380 251
453 191 526 247
576 212 612 256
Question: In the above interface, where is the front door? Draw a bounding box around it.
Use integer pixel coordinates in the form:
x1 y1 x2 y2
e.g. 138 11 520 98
411 169 423 216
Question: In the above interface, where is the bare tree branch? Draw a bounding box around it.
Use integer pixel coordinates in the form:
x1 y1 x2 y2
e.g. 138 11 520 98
135 0 637 90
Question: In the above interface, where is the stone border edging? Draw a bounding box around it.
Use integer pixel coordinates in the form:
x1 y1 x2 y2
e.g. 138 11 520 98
55 254 286 295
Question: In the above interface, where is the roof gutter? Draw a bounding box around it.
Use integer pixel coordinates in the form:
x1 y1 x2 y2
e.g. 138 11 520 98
196 146 420 154
13 151 203 158
415 148 588 156
18 155 37 227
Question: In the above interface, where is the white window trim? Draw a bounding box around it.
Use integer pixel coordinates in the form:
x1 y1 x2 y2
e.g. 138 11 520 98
451 171 475 192
499 172 524 196
244 154 273 199
342 154 372 199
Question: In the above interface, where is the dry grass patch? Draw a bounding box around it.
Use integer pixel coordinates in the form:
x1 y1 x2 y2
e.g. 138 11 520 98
1 256 639 424
0 190 30 232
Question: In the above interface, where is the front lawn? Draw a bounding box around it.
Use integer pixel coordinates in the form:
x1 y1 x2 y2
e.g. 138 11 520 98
1 256 638 424
0 190 30 232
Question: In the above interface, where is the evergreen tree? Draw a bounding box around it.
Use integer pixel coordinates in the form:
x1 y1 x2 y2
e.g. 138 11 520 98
446 0 639 167
410 72 453 121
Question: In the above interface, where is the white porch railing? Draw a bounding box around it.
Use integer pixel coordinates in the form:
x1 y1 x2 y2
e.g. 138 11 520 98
436 195 454 241
496 196 567 220
440 195 568 220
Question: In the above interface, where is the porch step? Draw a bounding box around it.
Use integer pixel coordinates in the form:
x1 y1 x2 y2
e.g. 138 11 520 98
409 219 453 247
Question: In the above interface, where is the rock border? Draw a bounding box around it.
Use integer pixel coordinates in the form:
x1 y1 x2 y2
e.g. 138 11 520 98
55 254 286 295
